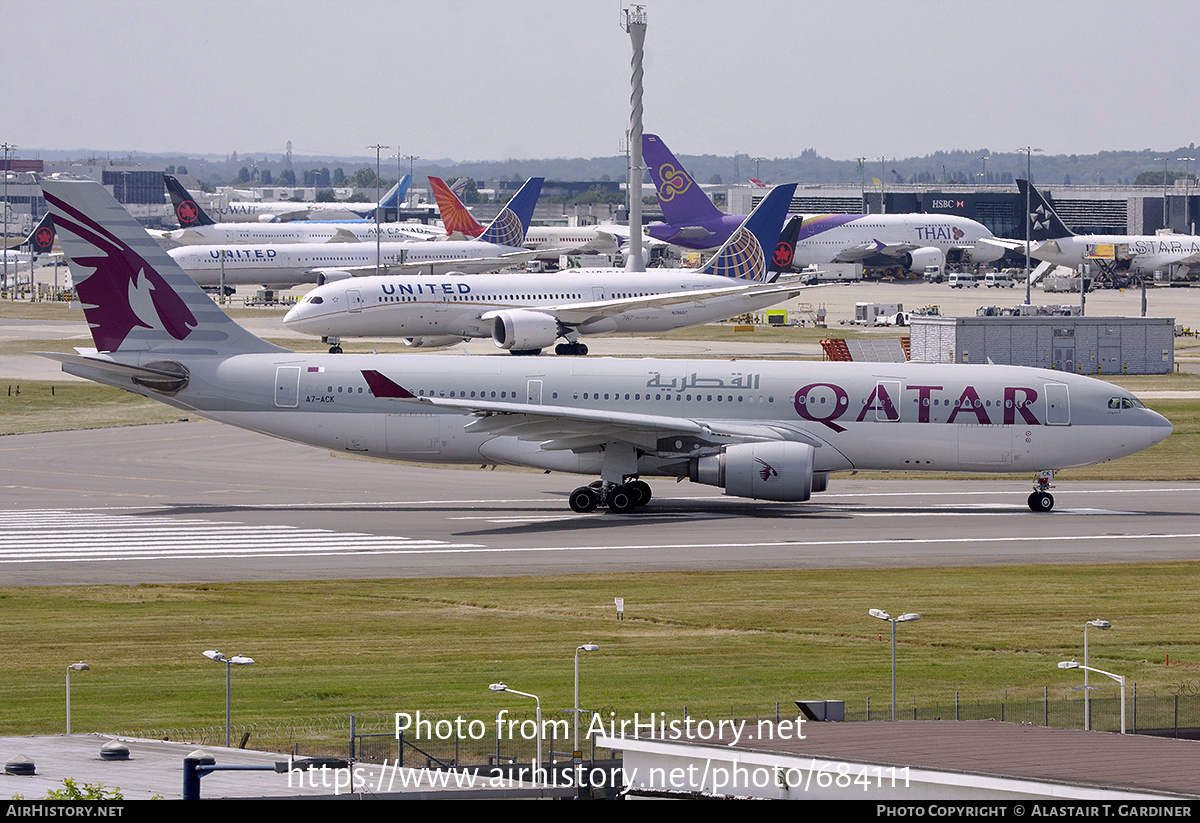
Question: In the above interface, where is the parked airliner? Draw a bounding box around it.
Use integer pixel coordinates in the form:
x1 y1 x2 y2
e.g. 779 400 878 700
157 175 443 245
284 185 806 355
643 133 1005 272
37 179 1171 514
167 178 546 289
1015 179 1200 276
429 175 636 256
2 212 56 264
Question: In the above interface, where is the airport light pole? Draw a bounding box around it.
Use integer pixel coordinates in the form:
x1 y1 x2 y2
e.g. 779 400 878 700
490 682 541 772
2 142 14 297
402 154 419 209
1083 619 1111 730
573 642 599 753
869 609 920 721
978 154 990 185
1179 156 1194 232
1017 146 1042 305
622 4 647 273
368 144 389 276
1158 157 1171 230
203 650 255 748
66 661 89 735
1059 660 1125 734
752 156 766 182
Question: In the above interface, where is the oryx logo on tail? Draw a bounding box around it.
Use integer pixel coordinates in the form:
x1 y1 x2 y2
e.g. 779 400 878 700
43 190 197 352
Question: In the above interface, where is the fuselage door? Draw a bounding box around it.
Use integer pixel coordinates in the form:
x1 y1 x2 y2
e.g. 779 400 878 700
274 366 300 408
1044 383 1070 426
346 289 363 313
527 379 543 405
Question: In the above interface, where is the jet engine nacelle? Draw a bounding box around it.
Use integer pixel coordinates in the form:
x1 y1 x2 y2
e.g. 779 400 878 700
316 270 354 286
689 441 816 502
900 246 946 274
403 336 467 349
490 310 560 351
257 214 279 223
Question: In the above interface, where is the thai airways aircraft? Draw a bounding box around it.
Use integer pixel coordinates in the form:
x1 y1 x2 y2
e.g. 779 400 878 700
37 179 1171 514
1013 179 1200 276
167 178 546 289
156 175 443 245
642 133 1005 272
284 184 807 355
429 175 626 255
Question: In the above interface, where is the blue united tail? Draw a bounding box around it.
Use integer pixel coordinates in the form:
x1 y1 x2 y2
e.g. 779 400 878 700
699 184 797 282
479 177 543 247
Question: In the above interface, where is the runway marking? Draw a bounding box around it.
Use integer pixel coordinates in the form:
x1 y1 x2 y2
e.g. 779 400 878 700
0 510 481 564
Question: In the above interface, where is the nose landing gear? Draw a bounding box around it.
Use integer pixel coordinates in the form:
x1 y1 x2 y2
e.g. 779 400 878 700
1028 469 1056 512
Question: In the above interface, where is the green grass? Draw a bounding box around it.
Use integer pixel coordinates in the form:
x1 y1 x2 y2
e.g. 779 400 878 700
2 565 1198 737
0 381 182 435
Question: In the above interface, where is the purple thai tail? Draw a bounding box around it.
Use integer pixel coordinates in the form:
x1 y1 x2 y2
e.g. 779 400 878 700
643 134 724 225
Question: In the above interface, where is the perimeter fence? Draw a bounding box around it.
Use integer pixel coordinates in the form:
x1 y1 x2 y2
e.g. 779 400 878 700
114 689 1200 767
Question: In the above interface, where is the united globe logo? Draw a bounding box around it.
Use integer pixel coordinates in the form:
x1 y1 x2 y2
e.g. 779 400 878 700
487 209 522 248
707 227 766 281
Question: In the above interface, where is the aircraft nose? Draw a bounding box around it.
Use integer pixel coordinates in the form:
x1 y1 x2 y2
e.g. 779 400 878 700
1147 409 1173 447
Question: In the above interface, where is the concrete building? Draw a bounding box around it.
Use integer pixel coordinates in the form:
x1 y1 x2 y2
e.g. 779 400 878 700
909 315 1176 375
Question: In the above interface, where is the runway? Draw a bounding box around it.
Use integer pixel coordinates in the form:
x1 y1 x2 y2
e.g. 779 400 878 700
2 421 1197 586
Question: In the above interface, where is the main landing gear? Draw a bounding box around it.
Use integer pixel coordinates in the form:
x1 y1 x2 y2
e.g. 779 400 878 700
323 336 343 354
1027 469 1055 512
568 479 652 513
555 342 589 356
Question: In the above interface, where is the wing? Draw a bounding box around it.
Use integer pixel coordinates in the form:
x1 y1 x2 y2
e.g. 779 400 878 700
478 281 815 329
360 369 823 454
833 240 885 262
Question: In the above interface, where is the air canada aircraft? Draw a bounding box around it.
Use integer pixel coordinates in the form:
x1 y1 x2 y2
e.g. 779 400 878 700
283 184 808 355
643 133 1005 272
37 180 1172 514
156 175 444 245
1011 179 1200 276
2 212 57 265
166 178 547 289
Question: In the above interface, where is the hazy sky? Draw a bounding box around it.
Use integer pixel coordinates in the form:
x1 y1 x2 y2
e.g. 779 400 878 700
5 0 1199 163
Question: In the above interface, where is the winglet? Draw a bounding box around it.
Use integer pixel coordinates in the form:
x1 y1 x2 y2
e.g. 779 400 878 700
430 176 485 237
362 369 416 399
163 174 216 228
479 177 543 247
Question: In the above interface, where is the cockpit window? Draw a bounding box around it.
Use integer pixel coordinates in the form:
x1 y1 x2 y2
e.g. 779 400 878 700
308 296 324 305
1109 396 1144 410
